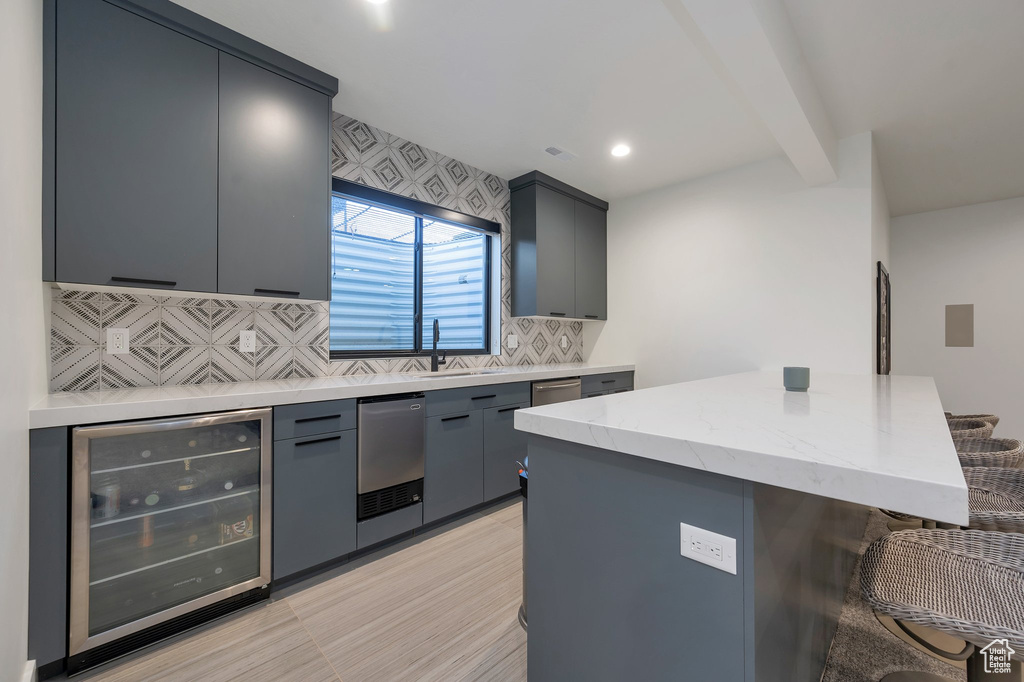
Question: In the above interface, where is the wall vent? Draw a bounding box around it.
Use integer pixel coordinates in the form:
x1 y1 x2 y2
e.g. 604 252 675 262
544 146 577 162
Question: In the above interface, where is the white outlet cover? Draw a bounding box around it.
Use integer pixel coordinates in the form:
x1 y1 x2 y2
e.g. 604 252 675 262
560 335 568 349
680 522 737 575
105 328 130 355
507 334 518 349
239 329 257 353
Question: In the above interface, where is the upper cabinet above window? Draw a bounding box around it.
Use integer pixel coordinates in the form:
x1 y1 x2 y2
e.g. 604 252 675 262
509 172 609 320
43 0 338 300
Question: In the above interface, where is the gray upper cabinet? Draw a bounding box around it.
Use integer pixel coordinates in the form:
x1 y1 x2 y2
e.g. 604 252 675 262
54 0 219 292
44 0 338 300
217 54 331 300
574 201 608 320
510 172 609 319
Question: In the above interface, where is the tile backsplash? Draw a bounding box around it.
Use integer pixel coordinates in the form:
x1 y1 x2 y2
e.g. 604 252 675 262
48 113 584 392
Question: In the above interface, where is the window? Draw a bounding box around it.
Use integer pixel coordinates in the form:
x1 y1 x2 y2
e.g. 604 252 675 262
329 179 498 358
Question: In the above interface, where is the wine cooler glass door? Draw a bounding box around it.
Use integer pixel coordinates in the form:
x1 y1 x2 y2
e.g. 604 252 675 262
69 409 272 656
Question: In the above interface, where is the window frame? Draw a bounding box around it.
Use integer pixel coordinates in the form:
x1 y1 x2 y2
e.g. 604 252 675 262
329 178 500 361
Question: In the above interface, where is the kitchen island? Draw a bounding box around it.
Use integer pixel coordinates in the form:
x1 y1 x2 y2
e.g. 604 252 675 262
514 371 967 682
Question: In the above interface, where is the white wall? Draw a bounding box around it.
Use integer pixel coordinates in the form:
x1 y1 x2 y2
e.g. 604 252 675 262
871 141 891 371
587 133 878 389
891 196 1024 435
0 0 48 678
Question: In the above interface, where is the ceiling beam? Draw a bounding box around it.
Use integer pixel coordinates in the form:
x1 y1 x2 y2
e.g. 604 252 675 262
662 0 838 185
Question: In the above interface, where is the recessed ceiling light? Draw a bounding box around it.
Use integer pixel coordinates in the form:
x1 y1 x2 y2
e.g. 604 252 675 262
611 144 631 157
366 0 388 4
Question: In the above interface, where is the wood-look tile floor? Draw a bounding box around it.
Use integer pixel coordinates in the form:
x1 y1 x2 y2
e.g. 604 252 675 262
75 499 526 682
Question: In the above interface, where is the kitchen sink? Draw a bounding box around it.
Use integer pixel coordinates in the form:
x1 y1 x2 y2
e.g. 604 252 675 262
414 369 505 378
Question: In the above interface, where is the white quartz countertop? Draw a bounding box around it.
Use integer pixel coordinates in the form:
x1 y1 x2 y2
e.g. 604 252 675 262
515 371 968 525
30 363 634 429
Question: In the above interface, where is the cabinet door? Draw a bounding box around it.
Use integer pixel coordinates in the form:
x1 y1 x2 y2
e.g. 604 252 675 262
574 201 608 320
55 0 218 292
424 412 483 524
218 54 331 300
273 430 356 579
483 403 530 501
535 186 577 318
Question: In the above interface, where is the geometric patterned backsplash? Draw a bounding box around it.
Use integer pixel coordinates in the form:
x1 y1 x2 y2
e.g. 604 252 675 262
49 112 585 392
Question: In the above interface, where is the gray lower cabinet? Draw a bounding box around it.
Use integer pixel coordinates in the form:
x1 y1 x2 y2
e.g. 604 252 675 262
54 0 219 292
29 428 69 670
273 430 357 579
483 403 530 500
424 412 484 524
217 53 331 300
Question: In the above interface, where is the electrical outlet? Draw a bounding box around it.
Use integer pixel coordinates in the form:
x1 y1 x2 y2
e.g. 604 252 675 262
507 334 518 350
560 335 568 350
239 329 257 353
680 523 736 574
106 328 129 355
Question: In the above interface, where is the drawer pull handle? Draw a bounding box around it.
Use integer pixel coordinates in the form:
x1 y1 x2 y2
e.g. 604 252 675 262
254 288 300 297
294 414 341 424
441 414 470 422
111 276 176 287
295 435 341 447
585 315 599 319
548 312 566 317
471 394 497 401
498 406 520 414
601 379 615 384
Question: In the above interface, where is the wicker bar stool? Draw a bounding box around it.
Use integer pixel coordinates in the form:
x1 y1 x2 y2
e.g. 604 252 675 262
949 414 1001 429
964 468 1024 532
949 418 996 439
956 438 1024 469
861 528 1024 681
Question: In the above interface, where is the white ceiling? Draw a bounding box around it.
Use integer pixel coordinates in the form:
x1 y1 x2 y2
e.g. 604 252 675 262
783 0 1024 216
173 0 781 201
176 0 1024 215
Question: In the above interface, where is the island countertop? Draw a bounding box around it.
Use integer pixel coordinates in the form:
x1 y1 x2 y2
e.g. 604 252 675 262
515 371 968 525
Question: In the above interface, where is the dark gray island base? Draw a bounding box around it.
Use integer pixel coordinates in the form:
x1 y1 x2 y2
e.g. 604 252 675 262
526 435 869 682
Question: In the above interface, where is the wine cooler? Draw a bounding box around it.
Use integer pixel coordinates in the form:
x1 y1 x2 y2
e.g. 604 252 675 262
69 409 272 665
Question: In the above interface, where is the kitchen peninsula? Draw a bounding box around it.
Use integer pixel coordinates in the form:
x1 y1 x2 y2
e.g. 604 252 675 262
515 371 968 682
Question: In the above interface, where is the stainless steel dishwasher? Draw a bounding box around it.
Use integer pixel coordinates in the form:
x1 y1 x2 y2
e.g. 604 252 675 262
531 377 582 406
356 393 425 520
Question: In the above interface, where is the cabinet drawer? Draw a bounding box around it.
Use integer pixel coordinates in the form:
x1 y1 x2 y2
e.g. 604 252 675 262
357 502 422 550
425 382 530 417
273 430 357 579
274 400 356 440
581 372 634 395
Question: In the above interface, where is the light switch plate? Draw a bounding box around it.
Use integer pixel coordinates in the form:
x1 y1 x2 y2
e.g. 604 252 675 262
239 329 257 353
507 334 518 350
105 328 129 355
680 523 737 574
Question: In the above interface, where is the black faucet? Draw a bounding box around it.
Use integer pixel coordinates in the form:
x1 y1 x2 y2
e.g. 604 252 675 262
430 318 446 372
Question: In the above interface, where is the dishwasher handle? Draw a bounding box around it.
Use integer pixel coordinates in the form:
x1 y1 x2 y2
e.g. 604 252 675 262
534 380 581 391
